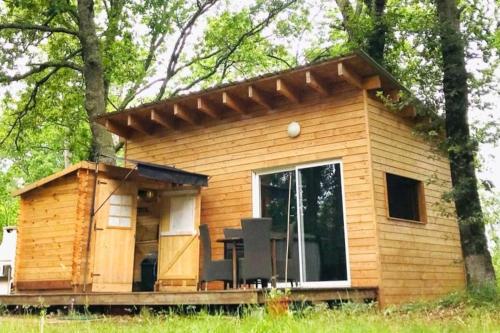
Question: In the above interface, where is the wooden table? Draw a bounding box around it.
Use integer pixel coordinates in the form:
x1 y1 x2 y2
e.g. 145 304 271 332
217 234 286 289
216 237 241 289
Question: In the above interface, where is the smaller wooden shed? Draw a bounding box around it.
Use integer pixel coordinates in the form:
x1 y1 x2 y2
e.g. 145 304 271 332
13 161 208 293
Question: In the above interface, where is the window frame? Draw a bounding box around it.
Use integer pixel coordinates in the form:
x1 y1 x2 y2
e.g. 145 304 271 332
251 159 351 288
107 194 134 229
384 172 427 224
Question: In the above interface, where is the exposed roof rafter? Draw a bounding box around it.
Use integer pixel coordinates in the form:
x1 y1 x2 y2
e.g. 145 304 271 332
197 97 220 118
127 114 152 135
276 78 300 103
105 119 131 139
174 104 198 125
305 71 329 96
248 85 273 110
95 52 414 138
222 92 247 114
150 109 175 129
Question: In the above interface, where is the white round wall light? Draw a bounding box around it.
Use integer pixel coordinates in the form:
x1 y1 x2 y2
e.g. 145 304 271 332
287 121 301 138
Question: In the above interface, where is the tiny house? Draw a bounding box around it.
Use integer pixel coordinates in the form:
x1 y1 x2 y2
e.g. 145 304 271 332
13 161 207 293
11 52 466 306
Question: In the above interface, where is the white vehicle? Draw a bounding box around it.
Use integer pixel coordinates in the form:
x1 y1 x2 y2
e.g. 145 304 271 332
0 226 17 295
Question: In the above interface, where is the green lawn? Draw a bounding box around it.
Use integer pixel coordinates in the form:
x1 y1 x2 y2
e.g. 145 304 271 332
0 295 499 333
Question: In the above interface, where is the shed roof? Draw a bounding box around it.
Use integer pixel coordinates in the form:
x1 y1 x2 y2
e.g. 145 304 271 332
12 161 208 196
96 51 413 139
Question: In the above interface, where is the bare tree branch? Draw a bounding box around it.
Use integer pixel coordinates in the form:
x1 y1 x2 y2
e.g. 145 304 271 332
155 0 219 100
267 53 294 69
114 140 125 153
158 0 297 100
118 47 224 110
116 31 167 110
170 62 220 96
0 48 83 83
0 61 82 83
1 67 63 148
0 22 79 36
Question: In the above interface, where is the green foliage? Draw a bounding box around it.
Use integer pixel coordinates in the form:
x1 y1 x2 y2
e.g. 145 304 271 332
0 291 499 332
0 0 297 221
0 164 19 234
184 2 298 89
482 188 500 286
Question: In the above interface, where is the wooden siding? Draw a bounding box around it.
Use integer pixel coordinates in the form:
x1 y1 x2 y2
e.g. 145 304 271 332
126 87 380 288
73 169 94 289
134 200 160 285
365 96 466 305
15 173 81 288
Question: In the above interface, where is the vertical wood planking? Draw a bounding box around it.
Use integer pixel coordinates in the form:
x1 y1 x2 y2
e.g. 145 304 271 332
126 88 380 288
366 97 466 305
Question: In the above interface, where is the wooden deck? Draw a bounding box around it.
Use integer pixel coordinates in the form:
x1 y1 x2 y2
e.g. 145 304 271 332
0 287 377 307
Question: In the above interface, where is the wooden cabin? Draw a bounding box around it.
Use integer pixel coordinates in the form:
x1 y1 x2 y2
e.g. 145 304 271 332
9 52 466 306
95 52 466 305
13 161 207 294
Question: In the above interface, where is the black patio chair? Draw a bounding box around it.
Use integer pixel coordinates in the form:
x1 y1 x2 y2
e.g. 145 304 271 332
239 218 272 288
199 224 232 290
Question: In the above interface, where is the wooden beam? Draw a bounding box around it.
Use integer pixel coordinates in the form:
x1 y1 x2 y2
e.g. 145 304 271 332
105 119 131 138
305 71 329 96
197 98 220 118
248 85 272 110
151 109 175 129
127 114 152 135
16 280 73 290
174 103 198 125
0 290 260 306
222 92 246 114
0 287 378 306
362 75 382 90
276 78 300 103
338 63 382 90
337 62 363 89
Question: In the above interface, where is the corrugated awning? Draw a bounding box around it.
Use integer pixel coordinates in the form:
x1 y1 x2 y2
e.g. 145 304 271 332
136 161 208 187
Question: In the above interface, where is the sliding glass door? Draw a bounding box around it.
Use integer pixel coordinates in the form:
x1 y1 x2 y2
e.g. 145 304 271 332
253 160 350 287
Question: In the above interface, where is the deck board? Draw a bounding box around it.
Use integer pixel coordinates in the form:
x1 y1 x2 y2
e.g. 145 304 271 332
0 288 377 306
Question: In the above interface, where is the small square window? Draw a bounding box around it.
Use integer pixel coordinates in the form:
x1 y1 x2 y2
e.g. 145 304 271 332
108 194 133 227
168 196 195 234
386 173 426 222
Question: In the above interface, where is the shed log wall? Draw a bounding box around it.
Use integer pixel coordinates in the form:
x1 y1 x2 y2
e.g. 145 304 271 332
365 96 466 305
15 174 81 289
74 169 95 289
126 86 380 288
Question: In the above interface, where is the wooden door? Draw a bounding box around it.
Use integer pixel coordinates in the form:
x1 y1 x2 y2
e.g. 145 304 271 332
92 178 137 292
157 190 201 291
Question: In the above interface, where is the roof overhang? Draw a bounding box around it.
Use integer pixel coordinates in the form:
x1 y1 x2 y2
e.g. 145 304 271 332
95 51 413 139
136 161 208 187
12 161 208 196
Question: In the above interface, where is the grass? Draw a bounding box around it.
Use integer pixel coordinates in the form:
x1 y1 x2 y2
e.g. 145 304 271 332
0 289 499 333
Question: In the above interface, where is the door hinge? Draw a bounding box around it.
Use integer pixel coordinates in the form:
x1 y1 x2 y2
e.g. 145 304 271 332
97 180 107 185
91 273 101 277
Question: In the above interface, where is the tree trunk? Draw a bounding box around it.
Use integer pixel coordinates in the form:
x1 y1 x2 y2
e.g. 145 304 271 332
77 0 115 163
336 0 387 63
435 0 496 286
365 0 387 64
